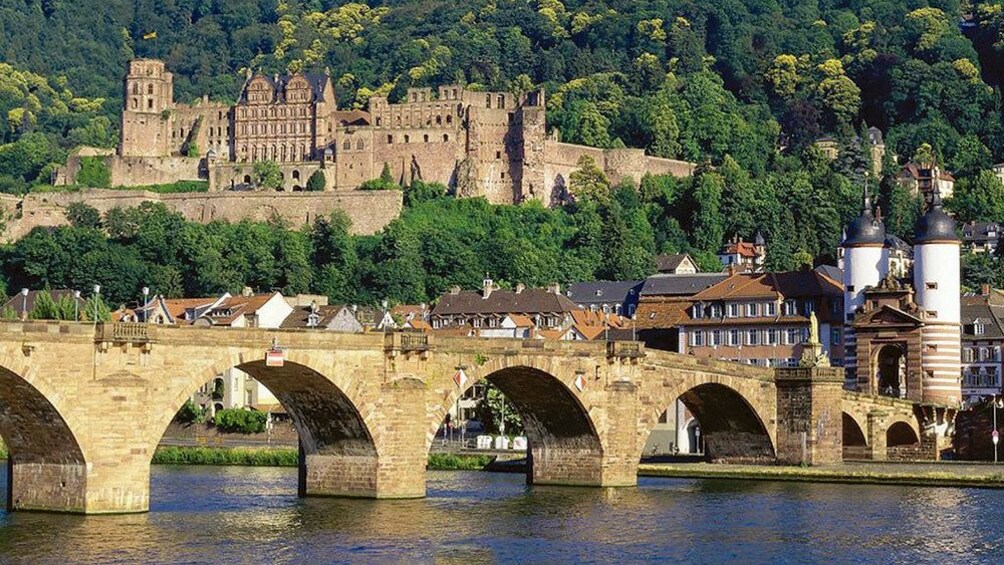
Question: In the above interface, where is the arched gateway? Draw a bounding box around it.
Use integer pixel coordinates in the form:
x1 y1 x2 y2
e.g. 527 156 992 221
0 321 930 513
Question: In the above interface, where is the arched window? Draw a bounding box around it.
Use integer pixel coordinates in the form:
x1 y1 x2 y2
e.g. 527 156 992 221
300 144 306 159
148 84 154 95
356 139 364 150
244 175 252 184
376 117 382 126
498 95 505 109
289 145 295 161
446 115 453 125
131 98 138 109
132 84 139 95
443 134 449 142
292 170 301 180
436 115 442 125
404 134 410 143
343 140 351 150
486 94 491 108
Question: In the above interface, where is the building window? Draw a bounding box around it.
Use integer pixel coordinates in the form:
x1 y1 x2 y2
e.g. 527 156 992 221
831 328 841 344
847 285 855 292
746 303 757 317
764 302 777 317
802 302 814 316
785 328 801 345
926 282 938 290
710 304 722 318
404 135 410 143
496 151 502 159
147 99 153 109
691 331 704 347
387 135 393 144
765 329 778 345
692 304 704 319
728 329 740 346
711 330 722 346
975 321 986 335
727 303 740 318
747 330 760 346
927 310 938 318
783 300 797 316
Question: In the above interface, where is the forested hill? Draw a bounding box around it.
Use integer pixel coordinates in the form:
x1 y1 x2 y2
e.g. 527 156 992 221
5 1 1004 162
9 1 1004 294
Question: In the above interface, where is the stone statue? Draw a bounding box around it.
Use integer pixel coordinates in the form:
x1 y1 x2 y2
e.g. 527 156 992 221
808 311 820 345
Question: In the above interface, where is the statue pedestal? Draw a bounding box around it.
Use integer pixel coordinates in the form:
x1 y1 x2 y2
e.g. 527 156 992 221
799 341 830 368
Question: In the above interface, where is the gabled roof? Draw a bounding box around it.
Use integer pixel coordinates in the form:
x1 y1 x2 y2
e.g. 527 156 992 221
719 241 759 257
281 304 356 329
240 71 329 104
814 265 844 283
692 270 843 302
634 299 690 329
431 288 579 316
655 254 694 273
640 274 728 297
853 304 925 328
163 296 226 322
962 294 1004 340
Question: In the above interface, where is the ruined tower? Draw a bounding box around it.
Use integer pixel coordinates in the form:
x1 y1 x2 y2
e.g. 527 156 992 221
119 59 173 157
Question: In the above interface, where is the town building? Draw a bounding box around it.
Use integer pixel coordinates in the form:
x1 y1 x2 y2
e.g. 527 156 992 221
58 59 694 205
431 279 579 331
280 302 365 332
566 280 643 317
717 233 766 273
961 290 1004 405
654 253 698 274
633 272 731 351
895 161 955 200
840 187 962 407
673 270 845 368
961 221 1001 255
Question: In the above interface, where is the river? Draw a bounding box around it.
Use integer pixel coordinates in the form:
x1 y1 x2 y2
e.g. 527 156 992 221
0 466 1001 563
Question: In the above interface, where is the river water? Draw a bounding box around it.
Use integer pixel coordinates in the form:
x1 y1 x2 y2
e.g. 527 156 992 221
0 466 1002 564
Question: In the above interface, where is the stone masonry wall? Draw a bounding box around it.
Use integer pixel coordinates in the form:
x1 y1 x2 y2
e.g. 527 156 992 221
1 189 402 240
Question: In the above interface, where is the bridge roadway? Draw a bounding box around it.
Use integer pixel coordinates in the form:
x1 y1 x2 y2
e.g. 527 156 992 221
0 321 926 514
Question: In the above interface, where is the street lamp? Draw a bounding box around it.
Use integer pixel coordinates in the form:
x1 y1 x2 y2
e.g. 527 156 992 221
92 284 101 325
20 288 28 321
73 290 81 321
141 287 150 323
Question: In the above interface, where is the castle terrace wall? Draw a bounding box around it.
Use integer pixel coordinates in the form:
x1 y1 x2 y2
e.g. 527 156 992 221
108 155 204 187
2 189 402 241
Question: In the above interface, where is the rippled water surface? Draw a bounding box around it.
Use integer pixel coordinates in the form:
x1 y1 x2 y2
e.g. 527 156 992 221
0 466 1002 563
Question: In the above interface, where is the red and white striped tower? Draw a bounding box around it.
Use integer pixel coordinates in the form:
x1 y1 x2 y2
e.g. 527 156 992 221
913 189 962 406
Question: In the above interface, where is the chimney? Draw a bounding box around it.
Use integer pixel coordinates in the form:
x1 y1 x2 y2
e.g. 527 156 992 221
982 284 991 296
515 283 525 294
241 286 253 297
728 264 738 276
482 275 494 299
449 285 461 295
547 282 560 294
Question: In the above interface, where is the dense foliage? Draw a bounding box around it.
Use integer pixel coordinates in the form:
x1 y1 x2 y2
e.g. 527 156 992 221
213 409 268 434
6 1 1004 293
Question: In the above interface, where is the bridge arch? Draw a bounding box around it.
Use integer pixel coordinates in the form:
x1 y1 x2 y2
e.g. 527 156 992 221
0 364 88 512
152 352 381 498
431 356 606 486
640 371 777 464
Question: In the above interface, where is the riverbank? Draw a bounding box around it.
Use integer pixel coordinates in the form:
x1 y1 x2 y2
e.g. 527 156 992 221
149 446 494 470
638 462 1004 489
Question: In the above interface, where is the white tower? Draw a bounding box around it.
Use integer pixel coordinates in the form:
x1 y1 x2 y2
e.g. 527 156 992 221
840 187 887 389
913 189 961 405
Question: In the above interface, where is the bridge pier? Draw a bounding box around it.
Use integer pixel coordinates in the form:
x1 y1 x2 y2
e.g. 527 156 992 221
7 460 88 513
774 367 844 465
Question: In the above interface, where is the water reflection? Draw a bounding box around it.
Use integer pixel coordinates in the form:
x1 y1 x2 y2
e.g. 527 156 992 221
0 467 1002 563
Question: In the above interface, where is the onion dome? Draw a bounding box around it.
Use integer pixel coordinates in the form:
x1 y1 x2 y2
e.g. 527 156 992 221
842 187 886 247
914 188 959 244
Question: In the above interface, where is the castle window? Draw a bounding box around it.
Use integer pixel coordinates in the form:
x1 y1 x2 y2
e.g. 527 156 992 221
148 99 153 109
356 139 364 150
436 116 442 125
926 282 938 290
486 94 492 108
847 285 855 292
423 134 429 143
131 98 138 109
500 172 505 179
498 95 505 108
148 84 154 95
496 151 502 159
132 84 139 95
387 135 393 144
446 115 453 125
404 135 410 143
443 134 449 142
292 170 300 181
343 140 351 150
218 111 223 120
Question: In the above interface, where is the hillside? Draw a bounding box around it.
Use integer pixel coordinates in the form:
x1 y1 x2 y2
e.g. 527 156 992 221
4 1 1004 299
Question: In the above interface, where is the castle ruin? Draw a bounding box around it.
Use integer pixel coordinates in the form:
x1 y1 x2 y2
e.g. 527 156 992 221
59 59 695 205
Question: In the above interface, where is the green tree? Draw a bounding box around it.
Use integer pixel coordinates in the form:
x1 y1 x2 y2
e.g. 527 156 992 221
473 382 523 435
947 171 1004 223
252 160 282 190
76 157 111 188
569 155 610 204
691 172 725 254
305 170 326 191
66 202 102 229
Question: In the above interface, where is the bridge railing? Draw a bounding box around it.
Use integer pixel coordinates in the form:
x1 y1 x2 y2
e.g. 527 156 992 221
96 322 151 343
384 330 433 355
606 340 645 359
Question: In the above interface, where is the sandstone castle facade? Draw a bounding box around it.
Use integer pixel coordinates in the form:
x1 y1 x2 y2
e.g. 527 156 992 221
60 59 693 205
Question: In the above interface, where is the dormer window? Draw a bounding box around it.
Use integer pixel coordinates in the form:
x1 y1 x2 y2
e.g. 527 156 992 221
693 303 704 319
975 321 986 335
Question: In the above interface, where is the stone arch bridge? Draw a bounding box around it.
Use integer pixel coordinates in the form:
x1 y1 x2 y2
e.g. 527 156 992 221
0 321 937 514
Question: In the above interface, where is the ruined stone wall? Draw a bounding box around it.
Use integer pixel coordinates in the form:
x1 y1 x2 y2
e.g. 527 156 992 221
3 189 402 240
108 155 204 187
541 142 695 201
370 134 464 189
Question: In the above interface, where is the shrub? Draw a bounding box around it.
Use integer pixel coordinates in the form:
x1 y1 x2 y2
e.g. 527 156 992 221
253 160 283 190
77 157 111 188
152 446 296 466
213 408 267 434
306 170 326 191
66 202 102 228
175 400 206 424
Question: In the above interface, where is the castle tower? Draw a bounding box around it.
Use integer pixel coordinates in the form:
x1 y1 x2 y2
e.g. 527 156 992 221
841 186 887 389
913 188 962 405
119 59 173 157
